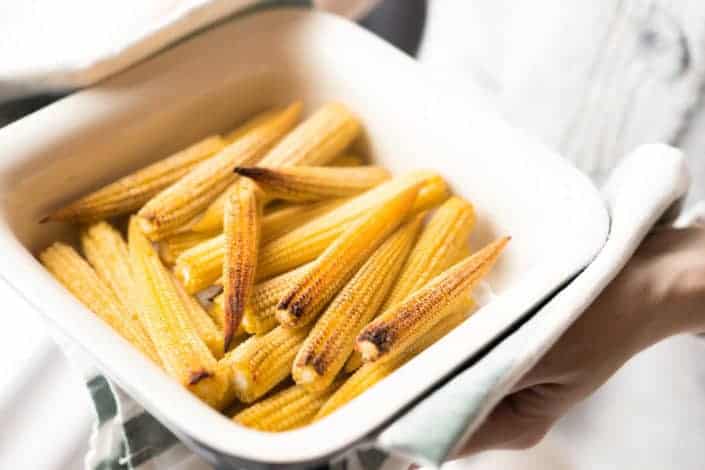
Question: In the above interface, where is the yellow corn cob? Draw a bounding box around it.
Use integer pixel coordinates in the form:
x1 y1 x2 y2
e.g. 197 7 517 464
356 237 509 362
258 170 448 280
137 102 302 240
81 222 137 314
190 180 277 235
276 182 421 329
174 233 225 294
261 199 348 243
206 294 245 335
316 300 472 419
234 382 341 432
190 103 357 234
329 155 364 167
258 102 361 168
221 325 312 403
172 274 225 359
222 178 261 349
292 216 422 392
44 136 226 223
40 242 161 365
234 165 390 203
344 223 475 373
212 263 312 335
225 108 285 143
159 230 217 265
175 171 447 291
128 218 229 408
384 197 476 311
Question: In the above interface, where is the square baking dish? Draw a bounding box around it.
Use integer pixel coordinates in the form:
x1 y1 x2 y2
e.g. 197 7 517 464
0 8 609 468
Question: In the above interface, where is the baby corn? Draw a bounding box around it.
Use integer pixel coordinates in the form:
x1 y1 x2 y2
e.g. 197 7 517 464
383 196 476 311
317 302 471 420
222 325 311 403
258 102 361 168
44 136 226 223
137 102 301 240
234 382 340 432
222 179 261 349
176 199 344 293
258 170 448 280
225 108 285 143
276 182 421 328
158 230 216 266
81 222 137 314
128 218 228 408
261 199 347 243
191 103 358 234
175 171 444 291
212 263 311 335
234 165 390 203
356 237 509 362
292 217 422 392
173 275 225 359
330 154 364 167
40 242 160 364
174 233 225 293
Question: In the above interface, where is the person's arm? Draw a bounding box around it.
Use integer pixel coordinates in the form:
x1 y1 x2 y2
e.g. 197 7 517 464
459 224 705 454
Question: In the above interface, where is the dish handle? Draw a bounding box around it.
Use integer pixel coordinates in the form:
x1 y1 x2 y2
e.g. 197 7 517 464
372 144 690 468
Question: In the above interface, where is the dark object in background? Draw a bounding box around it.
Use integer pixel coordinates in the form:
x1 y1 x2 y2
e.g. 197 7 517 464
360 0 427 57
0 0 427 129
0 93 63 128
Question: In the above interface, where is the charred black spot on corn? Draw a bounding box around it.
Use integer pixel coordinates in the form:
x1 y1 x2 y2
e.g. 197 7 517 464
188 369 212 385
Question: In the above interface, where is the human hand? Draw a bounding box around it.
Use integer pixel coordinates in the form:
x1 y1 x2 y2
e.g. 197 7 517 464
457 225 705 455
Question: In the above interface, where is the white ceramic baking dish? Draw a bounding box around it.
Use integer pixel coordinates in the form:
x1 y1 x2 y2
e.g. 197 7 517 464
0 8 609 468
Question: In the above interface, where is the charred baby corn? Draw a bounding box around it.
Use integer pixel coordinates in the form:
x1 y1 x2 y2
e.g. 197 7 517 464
212 263 311 335
383 196 476 311
261 199 347 243
344 198 475 372
40 242 160 364
128 218 228 408
137 102 301 240
330 154 364 167
176 172 446 290
174 233 225 293
221 325 311 403
222 178 261 349
190 103 359 234
173 275 225 359
258 170 448 280
258 102 361 168
158 230 216 265
234 382 341 432
316 301 472 419
44 136 226 223
276 182 421 328
292 216 422 392
356 236 509 362
224 108 286 143
234 165 390 202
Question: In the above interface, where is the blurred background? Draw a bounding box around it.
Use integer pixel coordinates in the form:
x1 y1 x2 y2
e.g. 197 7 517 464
2 1 705 469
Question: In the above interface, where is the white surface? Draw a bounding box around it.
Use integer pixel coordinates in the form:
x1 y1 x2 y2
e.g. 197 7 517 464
421 0 705 182
0 8 608 465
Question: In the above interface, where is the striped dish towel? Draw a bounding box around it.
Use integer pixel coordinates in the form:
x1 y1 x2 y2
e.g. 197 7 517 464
68 347 408 470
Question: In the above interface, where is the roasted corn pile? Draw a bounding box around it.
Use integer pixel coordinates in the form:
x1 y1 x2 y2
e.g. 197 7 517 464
38 102 508 432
